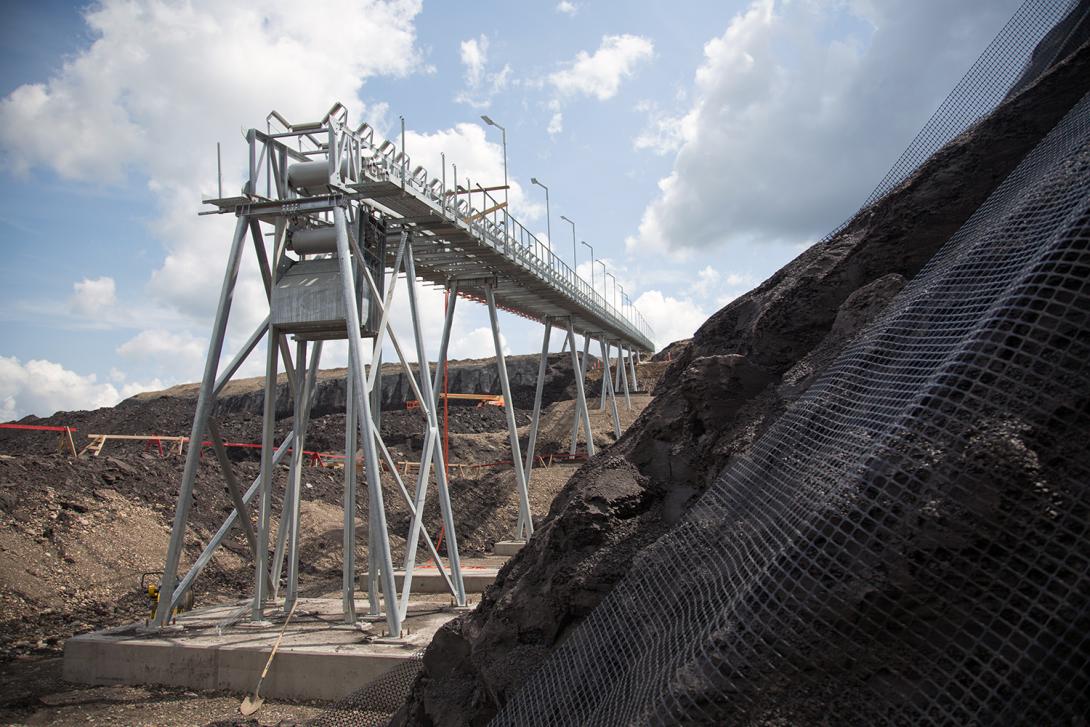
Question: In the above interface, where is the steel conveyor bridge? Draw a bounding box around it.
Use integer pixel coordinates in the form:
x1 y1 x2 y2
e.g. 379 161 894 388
153 104 651 639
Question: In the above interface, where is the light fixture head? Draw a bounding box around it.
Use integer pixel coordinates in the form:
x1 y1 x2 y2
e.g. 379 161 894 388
481 115 495 126
531 177 540 185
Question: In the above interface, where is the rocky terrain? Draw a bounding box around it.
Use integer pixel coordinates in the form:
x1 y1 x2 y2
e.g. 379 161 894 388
395 30 1090 727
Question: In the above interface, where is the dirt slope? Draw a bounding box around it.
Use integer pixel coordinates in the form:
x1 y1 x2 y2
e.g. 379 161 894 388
396 38 1090 727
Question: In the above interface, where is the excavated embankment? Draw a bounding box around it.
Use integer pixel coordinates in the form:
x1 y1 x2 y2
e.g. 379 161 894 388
396 37 1090 727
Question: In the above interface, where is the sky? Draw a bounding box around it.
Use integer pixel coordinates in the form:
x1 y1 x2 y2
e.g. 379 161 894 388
0 0 1024 420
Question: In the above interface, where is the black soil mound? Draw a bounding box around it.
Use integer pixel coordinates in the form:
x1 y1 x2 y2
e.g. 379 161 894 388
395 37 1090 727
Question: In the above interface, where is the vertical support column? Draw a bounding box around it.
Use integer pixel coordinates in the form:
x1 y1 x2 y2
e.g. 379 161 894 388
371 350 382 432
566 320 595 460
599 340 612 410
569 332 592 456
343 356 358 624
334 205 401 636
253 326 280 622
270 342 308 598
599 336 622 439
286 341 322 611
618 341 632 411
430 281 460 409
614 340 623 395
366 342 381 617
400 238 466 612
156 215 248 628
627 345 638 392
485 286 533 540
520 318 553 537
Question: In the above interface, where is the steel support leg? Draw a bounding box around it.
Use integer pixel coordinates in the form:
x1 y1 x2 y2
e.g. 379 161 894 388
335 205 400 636
569 331 592 455
520 318 553 536
430 282 460 408
270 340 308 598
618 341 632 411
614 340 623 396
366 339 381 617
600 337 622 438
599 340 611 411
343 356 358 624
485 286 533 540
353 256 460 609
627 345 638 392
401 240 465 613
566 320 595 460
286 341 322 611
156 215 248 627
253 329 280 621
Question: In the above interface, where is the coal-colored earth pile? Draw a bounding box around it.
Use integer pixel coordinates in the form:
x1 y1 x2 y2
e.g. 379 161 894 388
0 394 215 456
391 13 1090 727
0 394 529 465
377 406 530 448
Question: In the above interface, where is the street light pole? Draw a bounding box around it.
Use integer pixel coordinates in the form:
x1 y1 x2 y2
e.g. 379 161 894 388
580 240 594 292
595 260 606 298
606 272 617 313
480 115 508 236
531 177 551 248
560 215 576 274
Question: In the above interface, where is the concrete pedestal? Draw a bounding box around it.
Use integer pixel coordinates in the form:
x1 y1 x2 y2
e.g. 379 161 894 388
63 598 455 702
493 540 525 557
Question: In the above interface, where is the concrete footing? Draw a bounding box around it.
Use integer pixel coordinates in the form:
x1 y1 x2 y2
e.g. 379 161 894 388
493 540 525 557
63 598 455 702
360 566 500 594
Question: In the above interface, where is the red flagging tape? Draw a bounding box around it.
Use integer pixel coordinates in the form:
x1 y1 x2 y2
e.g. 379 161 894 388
0 424 77 432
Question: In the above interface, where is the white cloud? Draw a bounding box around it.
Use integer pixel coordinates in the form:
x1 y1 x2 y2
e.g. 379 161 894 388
547 112 563 136
404 123 543 221
0 356 162 420
632 290 709 351
69 276 117 314
461 35 488 87
693 265 720 297
116 329 206 381
549 34 654 101
448 326 509 360
0 0 424 391
556 1 578 16
633 100 692 155
455 34 512 109
628 0 1021 256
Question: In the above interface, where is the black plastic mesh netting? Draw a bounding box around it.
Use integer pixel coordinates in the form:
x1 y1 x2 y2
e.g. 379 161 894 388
312 3 1090 725
310 651 424 727
491 91 1090 724
855 0 1087 217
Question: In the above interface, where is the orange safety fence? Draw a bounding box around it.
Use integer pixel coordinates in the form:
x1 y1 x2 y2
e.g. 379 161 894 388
0 423 79 456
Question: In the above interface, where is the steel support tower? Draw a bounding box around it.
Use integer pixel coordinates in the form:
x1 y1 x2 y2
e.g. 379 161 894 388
153 105 654 636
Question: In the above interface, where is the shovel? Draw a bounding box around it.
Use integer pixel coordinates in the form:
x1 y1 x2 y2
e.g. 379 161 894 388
240 599 299 716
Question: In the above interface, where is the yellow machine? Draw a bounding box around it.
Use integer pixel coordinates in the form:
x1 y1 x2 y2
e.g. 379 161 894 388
405 393 504 410
142 572 195 621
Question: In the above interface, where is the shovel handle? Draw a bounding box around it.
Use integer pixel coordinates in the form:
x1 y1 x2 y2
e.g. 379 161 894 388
256 599 299 685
